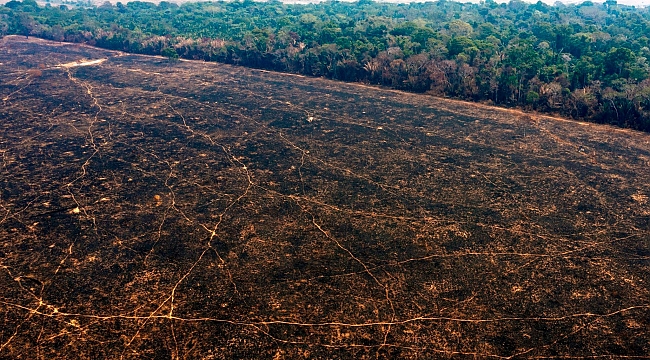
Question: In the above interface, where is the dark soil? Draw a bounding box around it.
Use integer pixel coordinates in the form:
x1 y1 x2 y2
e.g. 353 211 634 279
1 36 649 359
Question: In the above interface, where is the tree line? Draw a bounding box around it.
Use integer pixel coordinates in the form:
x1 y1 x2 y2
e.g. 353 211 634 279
2 0 650 131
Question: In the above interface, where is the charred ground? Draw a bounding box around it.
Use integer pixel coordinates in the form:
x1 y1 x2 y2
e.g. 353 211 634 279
0 37 649 359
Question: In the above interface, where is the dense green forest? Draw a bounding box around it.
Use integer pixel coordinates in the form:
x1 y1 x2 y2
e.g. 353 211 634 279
2 0 650 131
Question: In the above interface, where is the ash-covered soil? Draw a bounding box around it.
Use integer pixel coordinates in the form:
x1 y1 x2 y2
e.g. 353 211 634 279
1 36 649 359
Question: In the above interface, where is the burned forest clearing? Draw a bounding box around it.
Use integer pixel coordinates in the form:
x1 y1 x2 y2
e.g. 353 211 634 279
1 37 649 358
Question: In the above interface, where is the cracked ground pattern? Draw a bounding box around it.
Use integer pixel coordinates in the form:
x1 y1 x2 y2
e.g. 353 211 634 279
1 36 649 359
